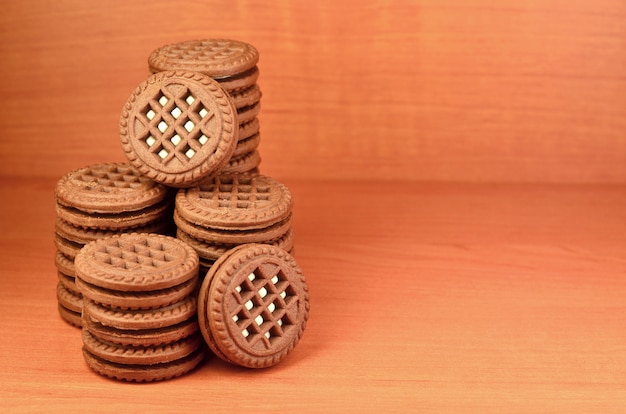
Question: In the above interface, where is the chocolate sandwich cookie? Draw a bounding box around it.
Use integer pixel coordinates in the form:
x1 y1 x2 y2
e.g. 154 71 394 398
148 39 259 83
58 304 83 328
82 329 201 366
82 346 205 383
230 84 262 111
75 276 197 311
53 233 83 260
57 282 83 328
119 71 238 188
57 282 82 315
232 133 261 159
55 200 172 231
55 217 173 247
175 174 292 230
215 67 260 93
55 250 76 278
55 250 80 293
82 310 200 347
221 149 261 175
81 296 198 331
197 244 309 368
75 233 199 293
55 162 171 213
176 228 295 264
174 210 292 245
54 163 174 232
238 118 260 141
236 101 261 125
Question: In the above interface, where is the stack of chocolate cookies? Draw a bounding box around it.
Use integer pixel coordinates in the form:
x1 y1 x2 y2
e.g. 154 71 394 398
53 162 174 327
173 173 295 275
75 233 205 382
147 39 263 175
53 38 310 379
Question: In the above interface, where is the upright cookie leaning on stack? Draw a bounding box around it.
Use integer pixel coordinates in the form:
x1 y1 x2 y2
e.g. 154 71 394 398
53 162 174 327
148 39 263 175
119 71 239 188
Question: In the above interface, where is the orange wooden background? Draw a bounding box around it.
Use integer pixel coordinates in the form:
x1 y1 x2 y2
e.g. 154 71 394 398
1 0 624 183
2 2 626 411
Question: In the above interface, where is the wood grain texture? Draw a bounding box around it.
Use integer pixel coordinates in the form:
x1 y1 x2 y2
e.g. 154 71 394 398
2 1 626 411
1 178 626 412
0 0 624 183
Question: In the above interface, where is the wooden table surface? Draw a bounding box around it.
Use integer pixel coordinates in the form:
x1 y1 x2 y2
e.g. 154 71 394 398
2 0 626 412
1 178 625 412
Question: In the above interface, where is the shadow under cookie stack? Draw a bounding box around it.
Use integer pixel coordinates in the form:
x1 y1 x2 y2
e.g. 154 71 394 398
53 39 309 382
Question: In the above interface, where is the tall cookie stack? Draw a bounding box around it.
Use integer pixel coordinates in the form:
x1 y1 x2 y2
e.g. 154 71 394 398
173 173 295 275
53 162 174 327
147 39 263 175
75 233 204 382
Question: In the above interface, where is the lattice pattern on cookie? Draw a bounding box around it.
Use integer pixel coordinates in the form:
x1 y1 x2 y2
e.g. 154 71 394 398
162 39 247 62
137 86 217 165
93 237 177 271
228 264 297 351
72 164 149 192
198 175 271 210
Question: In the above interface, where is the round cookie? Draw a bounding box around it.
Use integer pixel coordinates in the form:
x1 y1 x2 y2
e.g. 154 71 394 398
82 329 201 366
55 162 170 213
176 228 294 263
232 133 261 158
119 71 238 188
58 304 83 328
236 101 260 124
57 282 82 314
82 346 205 383
238 118 260 141
58 271 80 295
173 210 292 245
83 296 197 331
82 311 200 347
57 282 83 328
214 66 260 93
55 250 75 277
197 244 309 368
230 84 262 110
75 233 199 292
148 39 259 79
175 174 292 230
222 150 261 175
55 215 173 244
55 199 172 230
53 233 83 259
76 276 197 310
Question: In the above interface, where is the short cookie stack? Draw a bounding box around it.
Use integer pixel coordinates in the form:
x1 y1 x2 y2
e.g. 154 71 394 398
173 173 295 275
75 233 205 382
53 162 173 327
147 39 262 175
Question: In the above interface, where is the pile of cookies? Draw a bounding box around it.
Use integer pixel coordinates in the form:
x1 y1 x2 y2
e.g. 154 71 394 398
54 162 174 327
75 233 204 381
174 173 295 275
148 38 262 176
53 39 309 382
